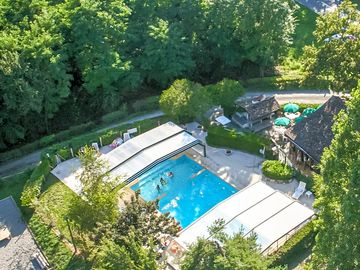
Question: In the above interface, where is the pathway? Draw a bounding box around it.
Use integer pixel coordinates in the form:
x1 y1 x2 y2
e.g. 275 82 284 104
0 110 164 178
0 90 342 178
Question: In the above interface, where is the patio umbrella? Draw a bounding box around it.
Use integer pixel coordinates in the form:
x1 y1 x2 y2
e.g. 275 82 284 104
295 116 304 124
302 108 316 117
274 117 291 126
284 103 300 113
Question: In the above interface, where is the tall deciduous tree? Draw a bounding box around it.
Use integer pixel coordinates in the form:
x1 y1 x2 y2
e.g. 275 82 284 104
181 219 284 270
68 146 121 231
159 79 211 122
303 0 360 92
311 85 360 269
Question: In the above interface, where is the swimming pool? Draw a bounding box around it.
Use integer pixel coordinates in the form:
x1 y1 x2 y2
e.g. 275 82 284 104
131 155 237 228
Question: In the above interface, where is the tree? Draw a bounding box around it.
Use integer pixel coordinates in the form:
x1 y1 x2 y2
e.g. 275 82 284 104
68 146 121 231
114 191 180 249
93 234 158 270
206 79 245 114
303 0 360 92
159 79 211 122
310 85 360 269
181 219 284 270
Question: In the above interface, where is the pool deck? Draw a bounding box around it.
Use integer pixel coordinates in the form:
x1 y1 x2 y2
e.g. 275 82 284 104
184 122 314 208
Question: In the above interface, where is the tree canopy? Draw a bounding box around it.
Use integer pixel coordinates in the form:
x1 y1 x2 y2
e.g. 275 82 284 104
181 219 284 270
0 0 295 149
303 0 360 92
311 84 360 269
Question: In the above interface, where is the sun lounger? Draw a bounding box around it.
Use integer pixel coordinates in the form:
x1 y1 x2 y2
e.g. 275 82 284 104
292 181 306 200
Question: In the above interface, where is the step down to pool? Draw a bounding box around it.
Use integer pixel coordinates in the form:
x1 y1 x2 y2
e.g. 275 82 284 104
191 168 206 179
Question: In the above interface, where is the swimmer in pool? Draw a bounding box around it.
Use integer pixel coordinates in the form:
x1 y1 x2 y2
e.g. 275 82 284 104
160 177 167 186
167 171 174 177
156 184 161 193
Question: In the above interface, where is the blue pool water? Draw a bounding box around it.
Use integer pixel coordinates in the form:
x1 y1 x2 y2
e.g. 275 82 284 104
131 155 237 228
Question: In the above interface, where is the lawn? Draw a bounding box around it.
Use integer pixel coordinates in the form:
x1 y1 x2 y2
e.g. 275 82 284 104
206 126 273 158
0 170 33 219
1 171 88 269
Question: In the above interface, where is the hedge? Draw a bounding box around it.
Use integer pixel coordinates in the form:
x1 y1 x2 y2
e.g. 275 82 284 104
270 220 316 267
206 126 272 157
21 159 52 208
262 160 293 181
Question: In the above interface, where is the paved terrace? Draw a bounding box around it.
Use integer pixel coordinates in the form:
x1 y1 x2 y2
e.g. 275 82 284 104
0 197 47 270
184 122 314 208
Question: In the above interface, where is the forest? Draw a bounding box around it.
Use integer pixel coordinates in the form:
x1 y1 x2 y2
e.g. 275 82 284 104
0 0 295 150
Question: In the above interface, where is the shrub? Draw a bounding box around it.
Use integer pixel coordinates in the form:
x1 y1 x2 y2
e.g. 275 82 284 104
294 170 316 194
68 121 96 136
54 130 71 142
39 134 56 148
270 220 316 267
0 148 22 162
101 129 121 146
132 96 159 112
262 160 293 181
21 159 52 208
101 104 128 124
57 147 72 161
206 126 271 156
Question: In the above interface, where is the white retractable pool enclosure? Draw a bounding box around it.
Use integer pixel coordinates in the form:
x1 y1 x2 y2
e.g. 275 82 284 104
177 181 315 255
51 122 206 194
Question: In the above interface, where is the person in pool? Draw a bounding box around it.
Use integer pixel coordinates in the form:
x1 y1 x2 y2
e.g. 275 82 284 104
167 171 174 178
156 184 161 193
160 177 167 186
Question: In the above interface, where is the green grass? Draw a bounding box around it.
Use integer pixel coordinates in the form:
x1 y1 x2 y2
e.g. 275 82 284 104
0 170 33 219
0 171 87 269
206 126 272 157
29 215 88 270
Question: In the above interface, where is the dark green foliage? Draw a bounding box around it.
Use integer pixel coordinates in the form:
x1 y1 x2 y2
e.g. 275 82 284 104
114 191 180 248
206 79 245 115
131 96 160 113
181 220 283 270
100 105 128 124
262 160 293 181
0 0 295 150
294 170 316 194
303 0 360 92
206 126 272 157
159 79 212 123
271 221 316 268
21 159 52 208
311 86 360 269
28 215 87 270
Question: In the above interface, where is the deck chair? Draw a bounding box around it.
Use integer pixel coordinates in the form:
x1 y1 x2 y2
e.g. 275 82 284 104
292 181 306 200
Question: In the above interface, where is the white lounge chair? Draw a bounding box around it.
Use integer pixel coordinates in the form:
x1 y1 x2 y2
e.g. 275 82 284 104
123 132 131 142
292 181 306 200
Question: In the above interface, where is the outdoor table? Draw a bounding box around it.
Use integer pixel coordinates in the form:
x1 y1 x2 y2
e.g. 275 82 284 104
305 190 313 199
0 226 11 241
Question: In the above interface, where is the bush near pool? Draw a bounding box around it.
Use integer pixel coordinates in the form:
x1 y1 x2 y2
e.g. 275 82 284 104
262 160 293 181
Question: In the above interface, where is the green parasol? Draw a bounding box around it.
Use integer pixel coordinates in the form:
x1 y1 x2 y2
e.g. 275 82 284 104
302 108 316 117
284 103 300 113
274 117 291 126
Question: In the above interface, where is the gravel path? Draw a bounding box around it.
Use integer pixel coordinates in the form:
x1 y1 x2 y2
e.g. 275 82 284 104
0 197 46 270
